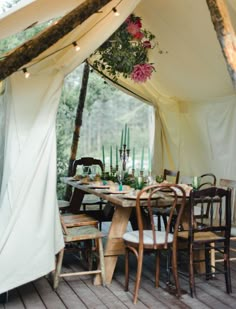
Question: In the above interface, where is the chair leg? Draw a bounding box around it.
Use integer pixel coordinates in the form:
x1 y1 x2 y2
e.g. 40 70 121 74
224 251 232 294
162 214 168 230
133 250 143 304
189 245 195 297
171 247 181 297
98 237 106 286
155 251 160 288
205 245 211 280
157 214 162 231
53 249 65 290
124 248 130 291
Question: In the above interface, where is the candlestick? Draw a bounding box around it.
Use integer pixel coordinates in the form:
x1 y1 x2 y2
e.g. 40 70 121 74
116 145 118 166
120 129 123 149
132 147 135 170
102 145 105 165
141 147 144 171
124 123 127 145
148 147 151 172
110 146 112 167
127 127 130 149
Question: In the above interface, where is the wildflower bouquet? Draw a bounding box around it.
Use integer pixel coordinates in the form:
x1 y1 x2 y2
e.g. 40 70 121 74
92 14 156 83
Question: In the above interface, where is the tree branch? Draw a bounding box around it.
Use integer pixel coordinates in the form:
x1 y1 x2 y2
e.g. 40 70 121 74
0 0 112 81
206 0 236 88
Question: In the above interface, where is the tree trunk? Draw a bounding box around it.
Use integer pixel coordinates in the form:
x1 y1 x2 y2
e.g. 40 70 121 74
0 0 112 81
65 62 90 200
206 0 236 88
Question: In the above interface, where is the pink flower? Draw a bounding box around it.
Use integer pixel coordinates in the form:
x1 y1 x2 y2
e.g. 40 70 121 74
143 40 152 48
135 17 142 28
134 31 144 40
126 22 141 37
131 63 155 83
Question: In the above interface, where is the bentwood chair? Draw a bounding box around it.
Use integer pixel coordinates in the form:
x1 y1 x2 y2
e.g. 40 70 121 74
53 216 106 289
156 169 180 230
123 184 186 304
178 186 232 297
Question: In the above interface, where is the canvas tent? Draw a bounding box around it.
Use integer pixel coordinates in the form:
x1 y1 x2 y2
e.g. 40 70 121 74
0 0 235 294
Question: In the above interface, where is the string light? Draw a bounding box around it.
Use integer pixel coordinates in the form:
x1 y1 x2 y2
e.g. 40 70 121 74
16 3 122 77
23 68 30 79
72 41 81 52
112 7 120 16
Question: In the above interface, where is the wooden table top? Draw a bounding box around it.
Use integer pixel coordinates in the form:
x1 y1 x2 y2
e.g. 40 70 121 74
62 177 175 208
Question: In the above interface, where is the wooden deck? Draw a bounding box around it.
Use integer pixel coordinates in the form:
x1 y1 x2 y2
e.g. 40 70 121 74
2 222 236 308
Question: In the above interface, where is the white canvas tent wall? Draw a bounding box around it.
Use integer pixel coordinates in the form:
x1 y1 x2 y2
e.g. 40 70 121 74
0 0 236 294
0 0 140 294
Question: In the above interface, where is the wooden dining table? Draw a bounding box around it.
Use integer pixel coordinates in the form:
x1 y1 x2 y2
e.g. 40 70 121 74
62 177 191 285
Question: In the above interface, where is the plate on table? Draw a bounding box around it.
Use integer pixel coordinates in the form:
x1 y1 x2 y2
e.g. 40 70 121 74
108 185 131 194
124 192 161 200
108 189 131 194
89 183 110 189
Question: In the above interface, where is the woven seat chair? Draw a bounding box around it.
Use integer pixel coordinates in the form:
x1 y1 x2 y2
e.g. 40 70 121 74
178 186 232 297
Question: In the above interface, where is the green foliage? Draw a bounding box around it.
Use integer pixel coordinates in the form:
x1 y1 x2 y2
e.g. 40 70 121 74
92 14 156 82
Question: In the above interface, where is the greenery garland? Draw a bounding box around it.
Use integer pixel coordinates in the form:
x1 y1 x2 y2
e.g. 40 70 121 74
92 14 156 83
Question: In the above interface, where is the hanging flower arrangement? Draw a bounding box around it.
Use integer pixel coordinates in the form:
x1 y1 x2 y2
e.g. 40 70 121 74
92 14 157 83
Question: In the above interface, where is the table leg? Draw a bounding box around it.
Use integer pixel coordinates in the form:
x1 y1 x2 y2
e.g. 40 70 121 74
94 206 132 285
70 188 85 213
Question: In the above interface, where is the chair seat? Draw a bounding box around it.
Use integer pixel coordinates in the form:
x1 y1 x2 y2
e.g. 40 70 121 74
178 230 225 242
58 199 70 208
64 225 104 242
62 214 98 228
123 230 173 245
82 195 103 205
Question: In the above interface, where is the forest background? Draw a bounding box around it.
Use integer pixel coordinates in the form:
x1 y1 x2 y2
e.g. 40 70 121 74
0 0 154 199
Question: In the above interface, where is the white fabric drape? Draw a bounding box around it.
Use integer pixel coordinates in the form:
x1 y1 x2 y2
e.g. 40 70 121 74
0 0 140 294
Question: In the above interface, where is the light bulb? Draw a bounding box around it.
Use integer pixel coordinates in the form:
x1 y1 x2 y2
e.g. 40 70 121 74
72 41 80 52
112 7 120 16
23 68 30 79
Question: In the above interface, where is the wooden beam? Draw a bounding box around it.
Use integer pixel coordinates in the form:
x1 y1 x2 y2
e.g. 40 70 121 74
206 0 236 88
0 0 112 81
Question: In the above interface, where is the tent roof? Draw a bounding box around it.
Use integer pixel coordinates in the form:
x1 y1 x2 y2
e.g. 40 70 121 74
0 0 235 102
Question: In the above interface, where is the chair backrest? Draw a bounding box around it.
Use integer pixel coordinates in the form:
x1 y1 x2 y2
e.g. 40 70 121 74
189 186 231 238
220 178 236 224
163 169 180 184
72 157 104 176
198 173 216 189
135 184 186 248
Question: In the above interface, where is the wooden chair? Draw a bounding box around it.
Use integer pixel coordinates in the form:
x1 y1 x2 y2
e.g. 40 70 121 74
194 173 217 220
156 169 180 230
215 178 236 263
163 169 180 184
178 186 232 297
72 157 106 211
123 184 186 304
53 216 106 289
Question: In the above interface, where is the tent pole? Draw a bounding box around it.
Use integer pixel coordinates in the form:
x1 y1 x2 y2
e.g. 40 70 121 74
0 0 112 81
65 62 90 200
206 0 236 88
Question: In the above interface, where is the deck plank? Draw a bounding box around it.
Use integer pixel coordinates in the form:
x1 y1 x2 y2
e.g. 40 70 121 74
18 282 46 309
5 289 24 309
33 277 66 309
54 279 87 309
3 224 236 308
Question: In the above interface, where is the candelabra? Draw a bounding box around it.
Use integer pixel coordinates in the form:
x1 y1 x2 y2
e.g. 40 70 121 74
119 143 130 171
